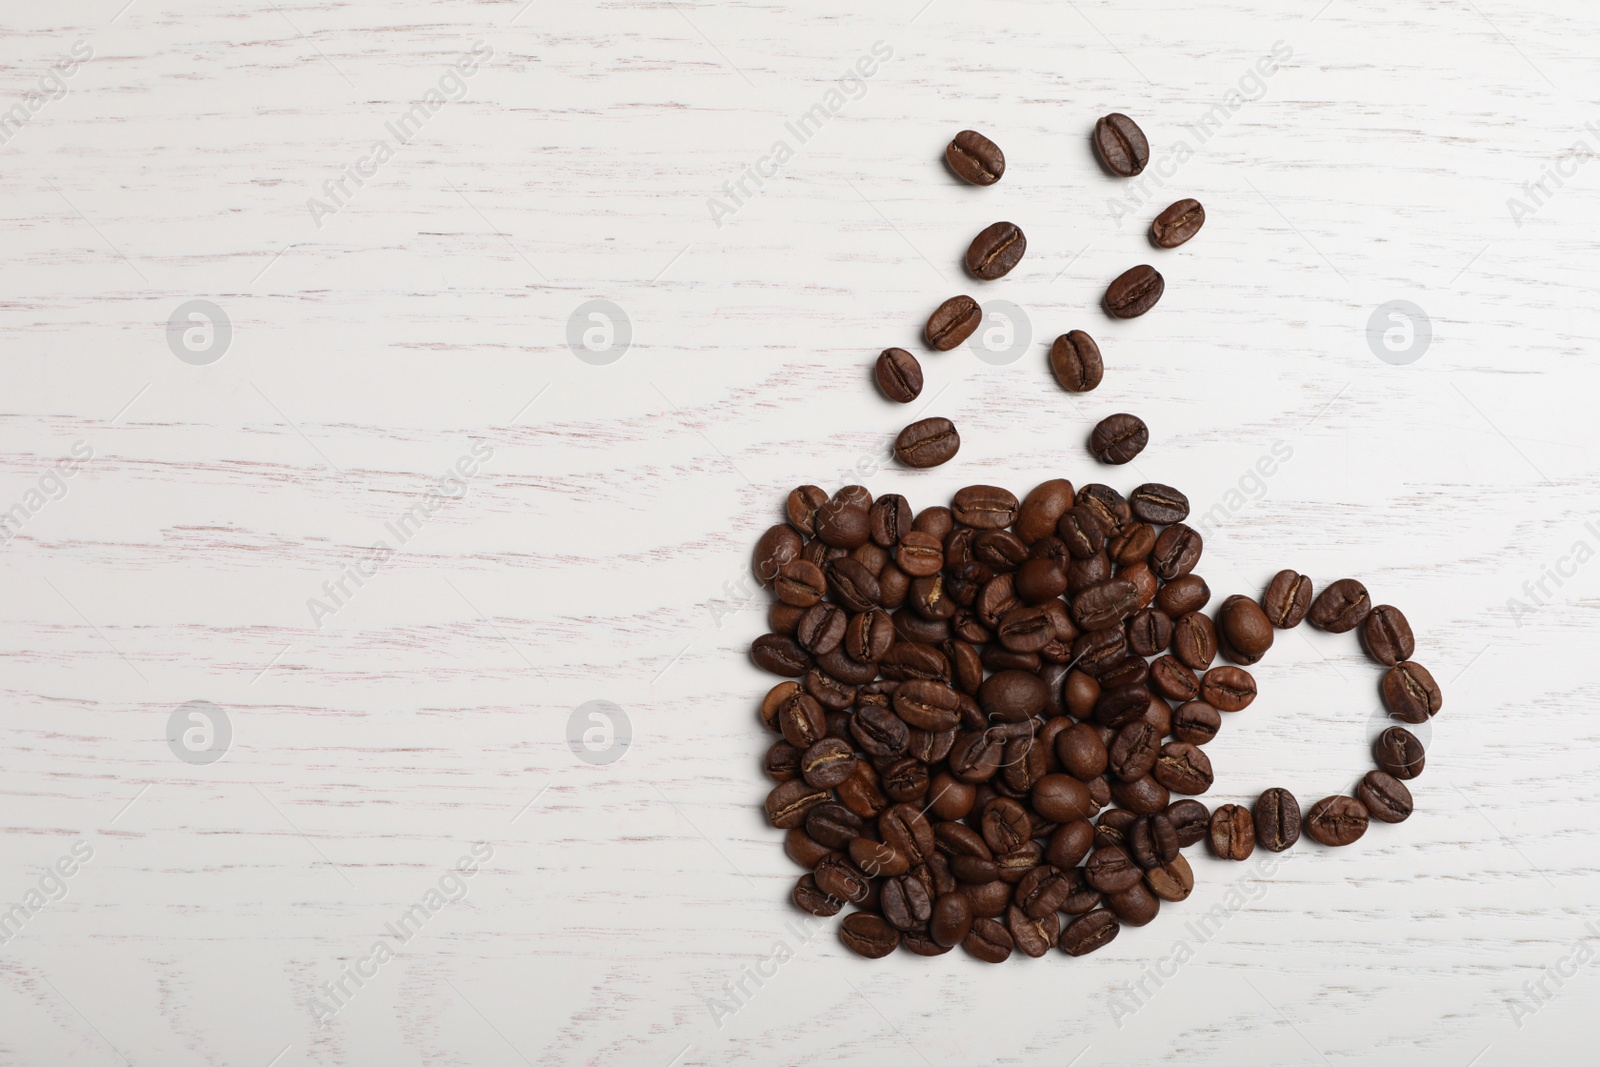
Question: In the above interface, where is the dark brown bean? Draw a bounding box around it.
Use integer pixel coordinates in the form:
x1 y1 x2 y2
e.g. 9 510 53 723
1049 330 1104 392
1381 661 1442 724
1262 569 1313 628
895 417 961 468
1374 726 1425 780
1150 198 1205 248
966 221 1027 280
1090 413 1149 464
1104 264 1164 318
1309 578 1371 633
1358 770 1414 824
1305 795 1369 846
1060 909 1119 956
1200 665 1256 712
1362 605 1416 667
1209 803 1254 860
1253 788 1301 852
874 348 923 403
946 129 1005 185
1129 483 1189 525
1092 113 1150 176
926 295 982 350
840 912 900 958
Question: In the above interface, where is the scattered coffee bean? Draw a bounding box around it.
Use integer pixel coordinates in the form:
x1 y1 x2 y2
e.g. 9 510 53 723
1145 854 1194 902
1374 726 1425 780
840 911 901 958
1090 413 1149 464
1381 661 1441 724
1358 771 1414 824
964 916 1014 962
1049 330 1105 393
1150 198 1205 248
874 348 923 403
1164 800 1210 847
1092 113 1150 176
1361 605 1415 666
1309 578 1371 633
1129 483 1189 525
1217 594 1274 665
946 129 1005 185
1104 265 1164 318
895 417 961 468
966 221 1027 280
1253 788 1301 852
926 295 982 350
1060 909 1119 956
1209 804 1254 860
1305 795 1369 847
1262 569 1313 628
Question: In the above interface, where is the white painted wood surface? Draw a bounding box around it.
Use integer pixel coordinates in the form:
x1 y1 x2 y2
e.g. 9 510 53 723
1 0 1597 1063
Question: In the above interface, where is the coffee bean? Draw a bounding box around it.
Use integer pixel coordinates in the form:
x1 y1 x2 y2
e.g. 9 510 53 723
966 221 1027 280
806 802 863 848
1262 569 1313 628
774 559 827 607
1090 413 1149 464
1008 904 1059 958
1374 726 1425 780
1217 594 1274 665
1107 522 1156 564
796 603 847 655
826 557 881 612
953 485 1019 529
1151 523 1202 581
754 524 802 588
1253 788 1301 852
931 891 974 947
1107 882 1160 926
1060 909 1120 956
895 417 961 468
1381 661 1442 724
1163 800 1210 847
1085 845 1142 893
1172 700 1220 744
978 669 1047 723
1016 864 1074 918
1128 607 1173 657
1305 795 1369 847
1104 265 1164 318
1109 720 1161 782
851 704 910 759
1016 478 1076 543
765 779 832 829
1362 605 1416 667
1309 577 1371 633
1200 665 1256 712
793 874 844 916
752 633 810 676
1094 684 1151 729
1032 775 1095 822
786 485 828 536
765 740 801 782
1129 483 1189 525
873 347 923 404
881 874 933 931
963 916 1014 963
1172 611 1217 671
1014 559 1069 604
946 129 1005 185
1153 741 1213 795
840 911 901 958
1144 854 1194 902
1092 113 1150 176
1209 804 1255 860
1050 330 1104 392
1358 770 1414 824
802 738 858 789
1072 577 1139 630
1158 574 1211 617
926 295 982 350
1150 198 1205 248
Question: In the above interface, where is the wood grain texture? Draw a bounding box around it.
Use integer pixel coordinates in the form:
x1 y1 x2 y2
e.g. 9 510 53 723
1 0 1598 1063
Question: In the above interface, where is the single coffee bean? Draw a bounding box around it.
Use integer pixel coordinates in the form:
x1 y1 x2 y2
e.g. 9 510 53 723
1309 577 1371 633
1164 799 1210 847
1032 774 1095 822
815 496 871 549
1060 909 1120 956
1129 483 1189 525
1092 113 1150 176
1072 578 1139 631
1090 413 1149 464
1144 853 1194 902
851 704 910 758
1381 661 1442 724
1262 569 1313 628
769 602 806 636
946 129 1005 185
753 524 802 588
1217 594 1274 665
893 679 963 732
1362 605 1416 666
1076 483 1130 537
850 835 910 878
926 295 982 350
1104 264 1164 319
1085 845 1142 893
963 916 1014 963
1209 804 1255 860
765 779 832 829
1172 700 1221 744
774 559 827 608
801 738 857 789
1200 665 1256 712
1149 198 1205 248
881 873 934 931
792 873 844 916
765 740 801 782
1253 788 1301 852
1127 607 1174 658
1049 330 1104 392
752 633 810 676
978 669 1048 723
1358 770 1414 824
952 484 1019 529
1107 522 1156 564
1045 819 1096 869
1008 904 1060 958
1151 523 1202 580
1305 795 1369 847
785 484 828 536
894 532 945 579
806 802 863 848
1014 558 1069 604
1107 882 1160 927
796 602 846 655
1374 726 1425 780
1158 574 1211 617
1016 864 1074 918
966 220 1027 280
874 348 923 403
1153 741 1213 795
894 417 961 468
1016 478 1076 543
1057 722 1108 780
1172 612 1217 671
1057 506 1107 560
1093 684 1151 729
847 610 895 662
840 911 900 958
931 890 974 947
1109 720 1161 782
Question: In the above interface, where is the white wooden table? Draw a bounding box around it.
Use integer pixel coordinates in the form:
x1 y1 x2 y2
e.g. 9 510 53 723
2 0 1597 1063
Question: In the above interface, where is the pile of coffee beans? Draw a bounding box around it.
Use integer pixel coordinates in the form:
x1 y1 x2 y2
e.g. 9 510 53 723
752 482 1440 961
873 116 1206 469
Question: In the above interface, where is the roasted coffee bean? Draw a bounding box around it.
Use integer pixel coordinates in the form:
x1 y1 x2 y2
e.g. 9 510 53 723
1158 574 1211 617
1358 770 1414 824
796 603 847 655
1309 577 1371 633
881 873 934 931
953 485 1020 530
815 498 871 550
1164 799 1210 847
946 129 1005 185
980 797 1032 855
880 804 935 866
851 704 910 758
1172 611 1217 671
753 633 811 676
1090 413 1149 464
974 529 1029 571
754 524 802 588
1008 904 1060 958
1108 885 1162 927
840 911 900 958
837 763 889 819
1092 112 1150 176
874 348 923 403
893 679 963 731
914 506 953 537
846 610 895 663
801 738 857 789
1099 655 1149 692
893 531 944 579
1362 605 1416 667
995 605 1053 653
1013 863 1072 918
1057 506 1107 559
1064 669 1102 719
948 730 1004 783
878 565 910 609
849 836 909 878
1253 788 1301 852
1149 655 1200 702
926 295 982 350
765 739 802 782
895 417 961 468
1049 330 1104 393
1374 726 1425 780
1217 594 1274 665
1200 665 1256 712
1150 198 1205 248
1057 722 1108 780
1125 608 1173 658
819 645 880 685
1153 742 1212 795
1032 774 1095 822
1151 523 1202 580
1071 578 1139 631
774 559 827 608
1045 819 1096 870
1262 569 1313 629
866 495 912 551
931 891 974 947
979 669 1048 722
966 878 1013 918
1085 845 1142 893
1095 808 1139 847
966 221 1027 280
1094 684 1150 729
765 779 832 829
1128 483 1189 525
826 558 881 613
1060 909 1120 956
1015 479 1075 544
1305 795 1369 846
1014 558 1069 604
1120 561 1158 609
806 802 863 848
1107 522 1156 564
785 484 828 536
760 681 802 732
1381 661 1442 724
1104 264 1164 318
1209 804 1255 860
804 667 856 710
769 601 806 636
1171 700 1216 742
963 916 1014 963
793 873 845 918
1109 720 1161 782
1076 484 1130 537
